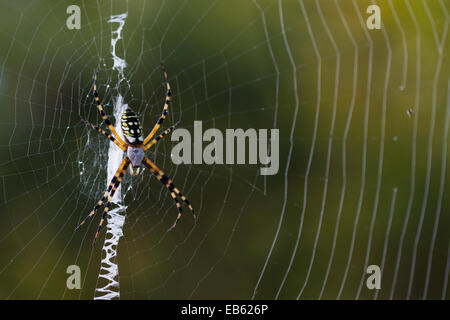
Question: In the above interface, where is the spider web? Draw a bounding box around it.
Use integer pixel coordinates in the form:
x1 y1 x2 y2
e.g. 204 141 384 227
0 0 449 300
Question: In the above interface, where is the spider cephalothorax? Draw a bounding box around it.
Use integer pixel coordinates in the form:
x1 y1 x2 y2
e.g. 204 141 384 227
127 146 145 174
77 65 197 245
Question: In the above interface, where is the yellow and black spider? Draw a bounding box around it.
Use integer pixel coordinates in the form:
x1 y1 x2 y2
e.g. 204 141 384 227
76 64 197 245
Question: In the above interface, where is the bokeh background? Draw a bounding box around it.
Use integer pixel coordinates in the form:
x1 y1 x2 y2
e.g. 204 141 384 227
0 0 449 300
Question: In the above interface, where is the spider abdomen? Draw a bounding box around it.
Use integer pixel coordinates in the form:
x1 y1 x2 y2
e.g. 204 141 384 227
121 107 144 144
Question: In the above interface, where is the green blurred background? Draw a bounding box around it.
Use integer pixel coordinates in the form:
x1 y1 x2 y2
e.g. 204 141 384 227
0 0 448 300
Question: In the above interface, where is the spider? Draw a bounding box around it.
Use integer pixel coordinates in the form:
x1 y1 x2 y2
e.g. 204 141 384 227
76 64 197 245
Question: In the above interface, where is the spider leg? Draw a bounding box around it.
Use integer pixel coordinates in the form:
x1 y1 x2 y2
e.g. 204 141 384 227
143 64 171 145
143 157 197 231
142 159 184 231
143 121 179 151
93 69 127 146
93 158 130 246
83 120 127 152
75 157 129 231
167 187 183 232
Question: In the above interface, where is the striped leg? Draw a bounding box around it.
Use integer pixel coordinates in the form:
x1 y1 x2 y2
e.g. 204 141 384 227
143 157 197 230
167 187 183 231
93 69 127 146
84 120 127 152
143 64 171 145
142 159 185 231
143 121 179 151
93 158 130 245
75 157 129 231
